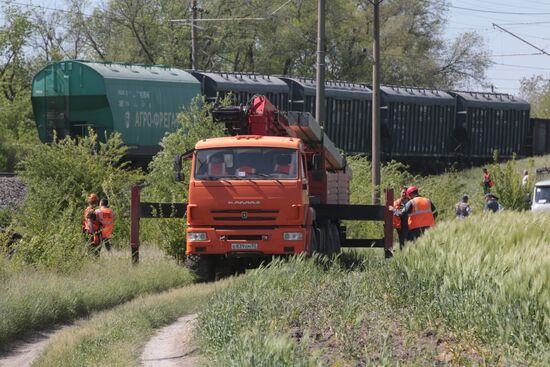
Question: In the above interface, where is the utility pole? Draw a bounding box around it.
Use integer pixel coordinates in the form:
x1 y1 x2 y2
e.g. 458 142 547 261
315 0 325 128
370 0 382 204
191 0 198 70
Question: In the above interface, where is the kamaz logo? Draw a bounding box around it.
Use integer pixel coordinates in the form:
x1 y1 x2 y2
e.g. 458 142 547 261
227 201 261 205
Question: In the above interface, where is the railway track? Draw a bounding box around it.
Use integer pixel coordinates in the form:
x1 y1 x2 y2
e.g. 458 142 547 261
0 172 16 177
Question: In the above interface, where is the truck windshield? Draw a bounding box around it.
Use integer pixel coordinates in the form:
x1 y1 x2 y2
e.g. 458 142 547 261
194 147 299 180
534 186 550 204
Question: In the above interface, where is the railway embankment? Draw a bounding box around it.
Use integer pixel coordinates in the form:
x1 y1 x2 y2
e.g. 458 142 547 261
0 174 26 210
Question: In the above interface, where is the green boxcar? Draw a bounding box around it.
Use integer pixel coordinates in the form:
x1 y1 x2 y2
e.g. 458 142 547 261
31 60 201 157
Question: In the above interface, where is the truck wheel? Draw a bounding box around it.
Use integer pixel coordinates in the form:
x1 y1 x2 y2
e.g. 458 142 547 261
309 226 319 254
185 254 215 282
329 224 341 255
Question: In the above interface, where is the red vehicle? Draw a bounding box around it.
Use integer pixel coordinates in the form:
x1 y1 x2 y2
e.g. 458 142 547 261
170 96 393 280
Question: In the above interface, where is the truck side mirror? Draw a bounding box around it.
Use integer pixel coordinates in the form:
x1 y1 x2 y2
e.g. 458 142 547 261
173 154 184 182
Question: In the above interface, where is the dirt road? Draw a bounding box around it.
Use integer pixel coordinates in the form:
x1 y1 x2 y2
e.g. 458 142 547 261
0 328 61 367
141 313 200 367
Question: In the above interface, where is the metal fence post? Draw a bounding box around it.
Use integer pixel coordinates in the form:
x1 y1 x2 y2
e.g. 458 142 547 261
383 188 394 258
130 185 141 264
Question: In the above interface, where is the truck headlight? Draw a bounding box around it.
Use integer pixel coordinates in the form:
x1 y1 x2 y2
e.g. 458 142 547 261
283 232 303 241
187 232 207 241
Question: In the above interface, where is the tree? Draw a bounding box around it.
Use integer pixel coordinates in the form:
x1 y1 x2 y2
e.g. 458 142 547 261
520 75 550 118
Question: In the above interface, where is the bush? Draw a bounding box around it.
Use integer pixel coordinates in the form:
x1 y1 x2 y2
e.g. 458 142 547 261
143 96 225 260
10 131 142 270
489 154 533 210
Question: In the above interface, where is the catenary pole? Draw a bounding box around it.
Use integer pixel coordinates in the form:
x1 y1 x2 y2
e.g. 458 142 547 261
315 0 326 128
191 0 198 69
371 0 382 205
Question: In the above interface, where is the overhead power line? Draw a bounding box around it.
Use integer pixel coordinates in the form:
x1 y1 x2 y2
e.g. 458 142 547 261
493 62 550 71
493 23 550 57
450 5 550 15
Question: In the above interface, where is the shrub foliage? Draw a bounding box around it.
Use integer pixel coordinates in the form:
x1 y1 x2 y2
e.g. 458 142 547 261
8 132 141 270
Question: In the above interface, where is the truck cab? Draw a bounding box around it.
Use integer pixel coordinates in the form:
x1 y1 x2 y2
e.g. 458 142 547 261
531 180 550 213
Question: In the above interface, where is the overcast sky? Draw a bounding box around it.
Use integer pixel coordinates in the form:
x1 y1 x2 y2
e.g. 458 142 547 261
2 0 550 97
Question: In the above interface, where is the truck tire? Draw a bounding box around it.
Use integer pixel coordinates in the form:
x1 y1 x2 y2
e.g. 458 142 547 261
318 224 331 255
309 226 319 254
329 224 341 255
185 254 215 282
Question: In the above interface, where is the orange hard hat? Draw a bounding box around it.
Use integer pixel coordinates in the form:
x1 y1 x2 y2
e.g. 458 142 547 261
87 193 99 203
406 186 418 197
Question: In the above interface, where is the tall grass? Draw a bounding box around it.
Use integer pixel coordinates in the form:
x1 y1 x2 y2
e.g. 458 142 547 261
0 247 193 347
395 211 550 361
197 253 492 366
198 214 549 366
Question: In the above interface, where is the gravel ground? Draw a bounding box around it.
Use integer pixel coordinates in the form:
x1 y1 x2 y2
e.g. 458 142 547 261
0 177 26 209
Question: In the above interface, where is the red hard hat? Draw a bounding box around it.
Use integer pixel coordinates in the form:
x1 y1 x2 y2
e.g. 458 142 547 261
406 186 418 197
87 193 99 204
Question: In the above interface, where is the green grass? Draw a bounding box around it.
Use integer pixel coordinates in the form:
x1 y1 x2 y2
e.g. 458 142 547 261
197 212 550 366
0 246 193 347
32 280 229 367
197 253 483 366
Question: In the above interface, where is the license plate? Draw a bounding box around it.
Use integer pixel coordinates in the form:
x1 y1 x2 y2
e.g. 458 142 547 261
231 243 258 250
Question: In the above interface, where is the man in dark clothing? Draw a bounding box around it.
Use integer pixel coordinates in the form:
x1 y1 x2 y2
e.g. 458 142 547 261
390 186 437 242
455 194 472 218
484 193 502 213
392 187 409 250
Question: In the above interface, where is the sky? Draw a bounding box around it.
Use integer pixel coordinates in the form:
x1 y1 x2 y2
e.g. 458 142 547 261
2 0 550 97
445 0 550 96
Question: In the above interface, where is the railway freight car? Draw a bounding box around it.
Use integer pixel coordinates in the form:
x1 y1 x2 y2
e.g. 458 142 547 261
280 77 373 154
190 71 289 111
31 61 201 159
380 86 456 166
450 91 530 162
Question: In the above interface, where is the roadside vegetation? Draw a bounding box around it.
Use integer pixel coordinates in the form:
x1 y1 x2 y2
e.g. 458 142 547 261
198 212 549 366
197 155 550 366
32 279 230 367
0 247 193 348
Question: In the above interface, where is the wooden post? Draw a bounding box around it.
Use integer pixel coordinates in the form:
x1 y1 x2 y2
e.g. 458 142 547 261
130 185 141 264
384 188 394 258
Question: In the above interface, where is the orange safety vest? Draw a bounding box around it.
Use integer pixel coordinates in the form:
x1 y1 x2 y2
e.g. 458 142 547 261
83 206 96 232
392 198 404 229
96 207 114 238
408 197 435 230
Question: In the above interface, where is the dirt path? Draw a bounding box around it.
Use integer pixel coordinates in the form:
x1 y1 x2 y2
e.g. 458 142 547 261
0 327 63 367
141 313 200 367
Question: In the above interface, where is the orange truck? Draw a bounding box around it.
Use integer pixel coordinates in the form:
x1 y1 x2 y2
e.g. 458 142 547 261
166 96 393 280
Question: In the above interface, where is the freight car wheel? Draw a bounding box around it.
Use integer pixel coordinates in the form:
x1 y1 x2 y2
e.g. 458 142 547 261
185 254 215 282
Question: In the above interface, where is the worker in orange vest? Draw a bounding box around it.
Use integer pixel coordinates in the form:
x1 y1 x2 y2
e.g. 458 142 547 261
83 194 101 256
390 186 437 242
96 198 114 252
392 187 409 250
83 193 99 233
481 167 494 194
